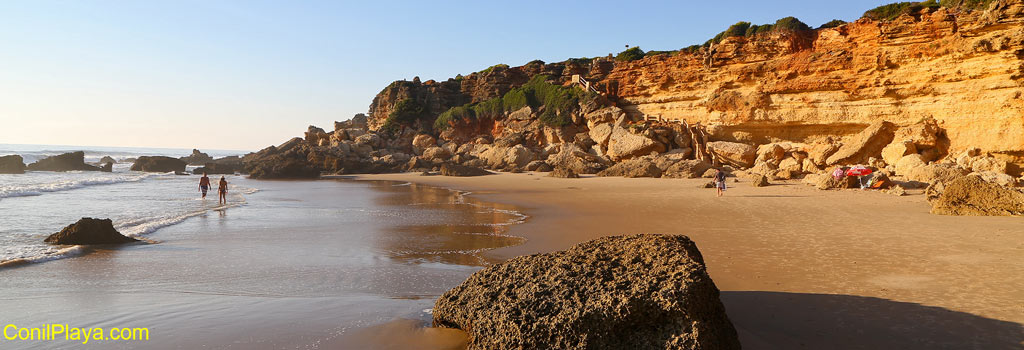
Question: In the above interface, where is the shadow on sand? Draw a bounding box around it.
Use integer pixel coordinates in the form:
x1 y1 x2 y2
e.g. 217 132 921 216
721 291 1023 350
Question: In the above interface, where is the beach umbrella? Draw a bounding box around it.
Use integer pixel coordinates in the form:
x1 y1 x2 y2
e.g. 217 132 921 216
846 165 873 177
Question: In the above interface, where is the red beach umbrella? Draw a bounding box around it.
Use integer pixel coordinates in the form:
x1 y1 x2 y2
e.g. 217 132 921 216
846 165 873 177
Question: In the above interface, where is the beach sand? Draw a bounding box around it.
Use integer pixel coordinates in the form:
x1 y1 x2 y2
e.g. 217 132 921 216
355 172 1024 349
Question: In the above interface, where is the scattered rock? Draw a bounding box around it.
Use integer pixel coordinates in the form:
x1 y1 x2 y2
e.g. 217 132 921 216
0 155 26 174
597 158 662 178
895 154 926 176
706 141 756 168
44 218 138 245
99 156 117 164
27 151 103 172
548 167 579 178
440 163 492 177
903 163 969 185
826 121 896 165
432 234 741 350
663 160 713 179
412 134 437 156
525 160 552 172
971 171 1019 187
130 156 187 173
752 174 770 187
881 140 917 166
100 162 113 172
606 126 665 161
929 175 1024 216
422 147 453 162
885 185 907 196
816 173 859 190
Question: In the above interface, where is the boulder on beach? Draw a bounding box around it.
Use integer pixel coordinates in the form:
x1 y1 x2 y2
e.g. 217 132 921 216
131 156 187 173
548 167 580 178
752 173 770 187
816 173 859 190
929 175 1024 216
44 218 138 245
439 163 492 177
663 159 713 179
0 155 26 174
26 151 102 172
432 234 740 350
826 121 896 165
706 141 756 168
597 158 662 178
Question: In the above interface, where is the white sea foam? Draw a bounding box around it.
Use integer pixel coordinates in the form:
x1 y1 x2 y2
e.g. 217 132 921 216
0 172 156 199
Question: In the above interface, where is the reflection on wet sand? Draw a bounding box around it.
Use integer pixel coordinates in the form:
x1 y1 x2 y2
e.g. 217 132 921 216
363 181 527 266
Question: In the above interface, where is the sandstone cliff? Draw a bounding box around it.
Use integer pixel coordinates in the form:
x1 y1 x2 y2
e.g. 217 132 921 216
366 1 1024 171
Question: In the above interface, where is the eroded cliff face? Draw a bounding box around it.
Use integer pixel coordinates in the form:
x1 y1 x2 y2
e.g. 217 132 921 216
603 1 1024 166
367 1 1024 170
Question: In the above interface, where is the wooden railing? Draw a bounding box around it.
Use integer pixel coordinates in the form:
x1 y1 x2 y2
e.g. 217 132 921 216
571 74 600 94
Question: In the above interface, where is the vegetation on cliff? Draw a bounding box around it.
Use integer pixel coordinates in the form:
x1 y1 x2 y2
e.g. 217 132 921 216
706 16 811 45
615 47 645 62
434 75 596 130
383 98 428 131
864 0 995 21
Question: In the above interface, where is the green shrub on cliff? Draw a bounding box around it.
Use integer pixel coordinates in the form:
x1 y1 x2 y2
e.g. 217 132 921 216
939 0 995 9
434 75 594 130
706 17 811 45
383 99 426 131
773 16 811 31
615 47 645 62
862 1 940 21
478 64 509 75
818 19 847 29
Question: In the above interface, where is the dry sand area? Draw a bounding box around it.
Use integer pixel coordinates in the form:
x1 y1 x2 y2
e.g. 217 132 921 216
356 172 1024 349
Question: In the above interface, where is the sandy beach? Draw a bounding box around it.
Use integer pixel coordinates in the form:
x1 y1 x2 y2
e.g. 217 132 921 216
355 172 1024 349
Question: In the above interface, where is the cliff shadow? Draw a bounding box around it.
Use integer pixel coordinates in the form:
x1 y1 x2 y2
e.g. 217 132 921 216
720 291 1023 350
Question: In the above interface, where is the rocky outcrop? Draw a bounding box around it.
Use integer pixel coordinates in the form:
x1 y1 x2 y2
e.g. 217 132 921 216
44 218 138 245
26 152 102 172
663 159 713 179
597 158 662 178
99 156 116 164
100 162 113 172
440 163 492 177
433 234 740 350
930 175 1024 216
180 149 214 165
130 156 186 173
0 155 26 174
752 174 770 187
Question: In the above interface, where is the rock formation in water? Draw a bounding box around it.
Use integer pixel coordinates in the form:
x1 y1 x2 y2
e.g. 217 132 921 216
180 149 214 165
0 155 26 174
44 218 138 245
26 151 102 172
130 156 186 173
193 156 243 175
99 156 116 164
432 234 741 350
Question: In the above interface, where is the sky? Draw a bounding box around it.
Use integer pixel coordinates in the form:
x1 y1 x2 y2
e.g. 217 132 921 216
0 0 892 151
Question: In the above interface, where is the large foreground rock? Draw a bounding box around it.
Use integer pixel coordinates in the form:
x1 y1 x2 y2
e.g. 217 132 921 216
131 156 187 173
432 234 740 350
44 218 138 245
930 175 1024 216
0 155 26 174
26 151 102 172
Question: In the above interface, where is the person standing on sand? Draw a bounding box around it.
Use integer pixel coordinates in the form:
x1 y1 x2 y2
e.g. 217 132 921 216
218 176 228 205
199 173 211 199
714 169 727 197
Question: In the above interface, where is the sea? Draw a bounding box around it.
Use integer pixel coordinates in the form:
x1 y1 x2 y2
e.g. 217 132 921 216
0 144 252 265
0 143 527 348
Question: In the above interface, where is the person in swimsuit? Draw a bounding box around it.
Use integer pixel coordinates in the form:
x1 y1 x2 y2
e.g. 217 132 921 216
199 173 211 199
218 176 228 205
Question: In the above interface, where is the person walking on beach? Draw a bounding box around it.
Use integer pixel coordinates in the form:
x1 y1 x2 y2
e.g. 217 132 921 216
218 176 228 205
714 169 727 197
199 173 211 199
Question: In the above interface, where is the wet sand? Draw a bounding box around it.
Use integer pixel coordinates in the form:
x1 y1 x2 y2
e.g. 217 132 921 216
0 179 518 349
356 172 1024 349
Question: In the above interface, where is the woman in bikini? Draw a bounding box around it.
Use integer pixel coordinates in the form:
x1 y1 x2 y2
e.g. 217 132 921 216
218 176 228 205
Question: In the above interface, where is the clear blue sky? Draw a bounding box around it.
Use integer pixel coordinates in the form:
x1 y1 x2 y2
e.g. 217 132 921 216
0 0 890 151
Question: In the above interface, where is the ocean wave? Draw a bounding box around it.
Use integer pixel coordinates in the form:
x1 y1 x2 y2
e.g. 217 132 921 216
0 173 156 199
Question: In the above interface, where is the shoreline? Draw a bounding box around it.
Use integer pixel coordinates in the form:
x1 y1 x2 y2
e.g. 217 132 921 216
354 171 1024 349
